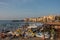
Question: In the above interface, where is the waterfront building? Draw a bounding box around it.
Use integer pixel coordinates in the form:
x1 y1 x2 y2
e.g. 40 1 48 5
24 15 56 22
37 17 43 22
24 18 29 22
55 15 60 22
46 15 55 22
29 18 37 22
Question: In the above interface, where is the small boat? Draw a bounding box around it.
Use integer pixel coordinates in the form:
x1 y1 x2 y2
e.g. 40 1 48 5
44 32 50 38
35 32 44 37
28 24 37 28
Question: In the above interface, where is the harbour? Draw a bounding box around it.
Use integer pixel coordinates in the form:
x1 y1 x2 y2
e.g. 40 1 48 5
0 20 60 40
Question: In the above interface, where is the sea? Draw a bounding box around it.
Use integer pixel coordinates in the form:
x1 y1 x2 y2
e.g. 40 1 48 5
0 20 42 32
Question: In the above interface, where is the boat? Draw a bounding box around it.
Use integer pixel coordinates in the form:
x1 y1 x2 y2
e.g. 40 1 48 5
44 32 50 38
28 24 37 28
35 32 44 37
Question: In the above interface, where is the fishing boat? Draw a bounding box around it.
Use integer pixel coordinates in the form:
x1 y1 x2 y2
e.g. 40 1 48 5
35 32 44 37
28 24 37 28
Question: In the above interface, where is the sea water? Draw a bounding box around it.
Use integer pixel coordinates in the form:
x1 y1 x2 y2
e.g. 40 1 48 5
0 20 42 32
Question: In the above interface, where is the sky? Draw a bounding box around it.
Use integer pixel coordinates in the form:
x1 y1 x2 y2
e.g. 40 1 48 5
0 0 60 20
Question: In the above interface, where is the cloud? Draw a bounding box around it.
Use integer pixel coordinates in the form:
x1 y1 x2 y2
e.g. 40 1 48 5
26 0 33 2
0 2 8 8
0 2 8 5
21 0 33 3
0 6 8 8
